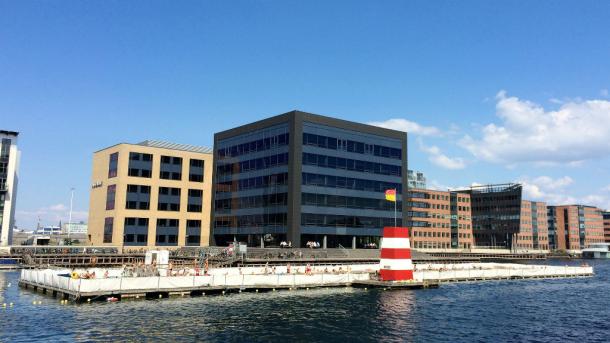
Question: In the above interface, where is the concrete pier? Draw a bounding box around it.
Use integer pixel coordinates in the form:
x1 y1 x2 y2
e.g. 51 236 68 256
18 262 594 302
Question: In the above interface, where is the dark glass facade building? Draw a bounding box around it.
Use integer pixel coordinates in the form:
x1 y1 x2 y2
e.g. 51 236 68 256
212 111 408 248
457 183 522 248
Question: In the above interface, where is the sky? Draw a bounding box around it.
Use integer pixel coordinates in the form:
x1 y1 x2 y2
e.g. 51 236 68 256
1 1 610 229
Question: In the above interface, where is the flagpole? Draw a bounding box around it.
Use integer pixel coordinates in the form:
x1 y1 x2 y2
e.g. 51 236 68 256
394 188 397 227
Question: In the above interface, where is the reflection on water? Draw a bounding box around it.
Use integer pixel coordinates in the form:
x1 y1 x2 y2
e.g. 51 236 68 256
1 260 609 342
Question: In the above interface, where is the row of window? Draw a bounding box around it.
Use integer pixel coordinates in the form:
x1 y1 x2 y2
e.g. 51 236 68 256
407 211 472 221
216 153 289 176
103 217 203 245
215 193 288 211
217 133 289 159
302 193 401 212
215 173 288 193
302 133 402 160
412 231 472 238
106 185 204 212
301 213 402 228
302 173 402 193
412 241 472 249
214 213 287 228
302 153 401 177
108 152 205 182
408 221 472 229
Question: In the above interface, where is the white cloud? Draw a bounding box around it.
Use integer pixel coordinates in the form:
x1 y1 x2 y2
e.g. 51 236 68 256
428 180 480 191
460 91 610 165
603 185 610 192
368 118 441 136
48 204 68 211
418 139 466 170
601 89 609 97
519 175 610 210
15 203 88 230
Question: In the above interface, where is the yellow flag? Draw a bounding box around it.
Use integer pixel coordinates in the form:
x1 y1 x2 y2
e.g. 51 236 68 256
385 189 396 202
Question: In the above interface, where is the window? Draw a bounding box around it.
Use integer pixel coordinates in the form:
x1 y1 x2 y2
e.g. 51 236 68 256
156 219 179 246
124 217 149 246
126 185 151 210
186 220 201 246
160 156 182 180
189 159 204 182
187 189 203 212
128 152 153 178
103 217 113 243
108 152 119 178
158 187 181 211
106 185 116 210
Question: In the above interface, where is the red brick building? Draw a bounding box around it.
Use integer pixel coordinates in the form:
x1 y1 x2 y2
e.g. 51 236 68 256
517 201 550 251
406 188 474 250
548 205 605 251
603 211 610 243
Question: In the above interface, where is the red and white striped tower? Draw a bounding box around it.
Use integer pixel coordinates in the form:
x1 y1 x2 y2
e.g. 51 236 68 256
379 226 414 281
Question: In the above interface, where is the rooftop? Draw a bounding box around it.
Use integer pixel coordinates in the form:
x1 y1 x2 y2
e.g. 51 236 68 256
136 140 213 154
0 130 19 136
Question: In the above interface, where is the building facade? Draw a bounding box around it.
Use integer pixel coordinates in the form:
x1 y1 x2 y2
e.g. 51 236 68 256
62 222 88 235
406 188 474 250
88 140 213 248
547 205 605 251
456 184 549 251
407 170 426 189
604 211 610 243
0 130 19 246
211 110 408 248
456 184 522 249
517 201 549 251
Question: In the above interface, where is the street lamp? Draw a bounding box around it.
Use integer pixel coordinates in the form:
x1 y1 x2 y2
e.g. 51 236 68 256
68 187 74 243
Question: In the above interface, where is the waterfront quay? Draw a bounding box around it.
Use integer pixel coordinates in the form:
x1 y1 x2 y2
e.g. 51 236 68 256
18 262 593 302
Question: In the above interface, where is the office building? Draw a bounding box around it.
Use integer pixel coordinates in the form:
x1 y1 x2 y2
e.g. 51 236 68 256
211 110 408 248
547 205 605 251
36 226 62 235
602 211 610 243
62 222 88 235
518 201 549 251
0 130 19 246
456 184 549 251
88 140 213 248
406 188 474 250
407 170 426 189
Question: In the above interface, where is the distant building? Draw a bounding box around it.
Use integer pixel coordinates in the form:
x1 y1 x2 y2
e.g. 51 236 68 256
62 222 88 235
36 226 62 235
602 211 610 243
88 140 213 248
212 110 408 248
407 170 426 189
518 201 549 251
0 130 20 246
406 188 474 250
456 184 549 251
547 205 605 251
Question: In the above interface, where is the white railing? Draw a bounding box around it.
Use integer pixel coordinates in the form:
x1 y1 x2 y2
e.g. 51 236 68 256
20 269 370 295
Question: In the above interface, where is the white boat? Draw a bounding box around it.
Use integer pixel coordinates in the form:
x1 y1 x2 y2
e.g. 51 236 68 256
582 243 610 259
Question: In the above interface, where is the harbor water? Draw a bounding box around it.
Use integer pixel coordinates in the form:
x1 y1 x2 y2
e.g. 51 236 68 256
1 260 609 342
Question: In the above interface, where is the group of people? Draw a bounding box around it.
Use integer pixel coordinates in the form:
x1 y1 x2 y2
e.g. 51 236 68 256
363 242 378 249
70 269 110 279
279 241 293 248
261 262 352 275
305 241 321 249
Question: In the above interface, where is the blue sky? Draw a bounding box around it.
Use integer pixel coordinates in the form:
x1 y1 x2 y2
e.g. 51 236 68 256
2 1 610 229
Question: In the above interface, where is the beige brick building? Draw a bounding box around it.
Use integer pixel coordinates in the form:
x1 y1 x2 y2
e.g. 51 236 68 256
88 141 213 249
